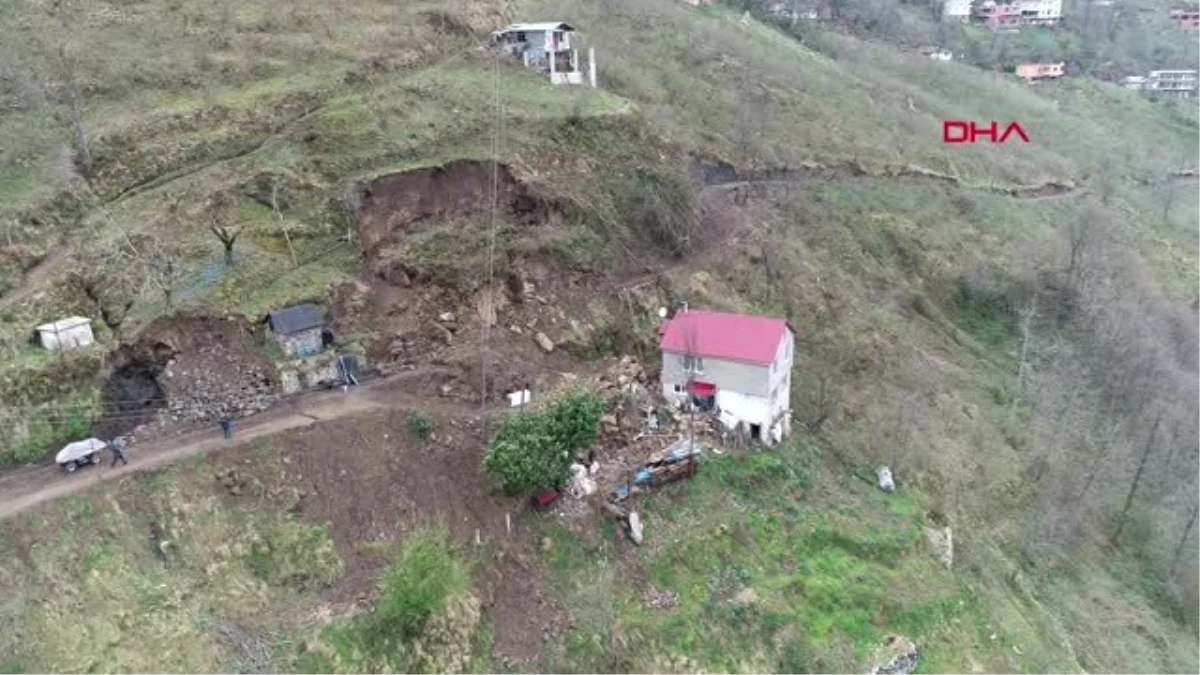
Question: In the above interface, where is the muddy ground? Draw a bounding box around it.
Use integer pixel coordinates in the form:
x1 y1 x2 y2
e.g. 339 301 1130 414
207 399 563 663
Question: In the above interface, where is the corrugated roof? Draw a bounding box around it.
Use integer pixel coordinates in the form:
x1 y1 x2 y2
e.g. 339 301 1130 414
268 303 324 335
502 22 574 32
659 310 794 366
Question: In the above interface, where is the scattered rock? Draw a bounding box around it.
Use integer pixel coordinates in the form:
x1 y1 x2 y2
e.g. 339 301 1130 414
541 536 553 552
534 332 555 353
628 511 644 545
432 323 454 345
923 526 953 568
440 384 454 397
643 587 679 610
868 636 920 675
732 587 758 606
438 311 456 323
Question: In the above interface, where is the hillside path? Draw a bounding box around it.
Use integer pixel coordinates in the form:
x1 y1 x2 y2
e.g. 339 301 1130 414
0 371 481 521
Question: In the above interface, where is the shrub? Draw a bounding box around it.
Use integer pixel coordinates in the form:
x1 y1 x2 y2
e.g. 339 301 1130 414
359 529 468 655
482 388 606 494
406 411 435 441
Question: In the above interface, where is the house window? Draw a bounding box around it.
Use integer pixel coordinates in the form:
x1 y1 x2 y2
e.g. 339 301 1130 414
683 355 704 373
673 384 683 393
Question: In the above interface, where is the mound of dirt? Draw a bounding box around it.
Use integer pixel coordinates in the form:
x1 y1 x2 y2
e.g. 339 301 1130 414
105 314 279 431
355 160 545 269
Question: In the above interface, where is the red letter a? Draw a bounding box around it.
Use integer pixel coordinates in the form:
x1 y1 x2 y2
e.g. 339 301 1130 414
999 122 1031 143
943 121 970 143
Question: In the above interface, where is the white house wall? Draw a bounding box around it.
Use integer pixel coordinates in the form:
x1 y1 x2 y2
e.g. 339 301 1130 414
715 390 772 427
661 352 770 397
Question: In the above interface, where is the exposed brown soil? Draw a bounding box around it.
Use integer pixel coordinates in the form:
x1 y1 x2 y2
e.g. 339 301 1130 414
2 159 763 667
207 395 562 663
356 160 545 267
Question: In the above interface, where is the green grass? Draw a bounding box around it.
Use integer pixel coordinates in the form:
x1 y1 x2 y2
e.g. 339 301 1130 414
0 0 1195 672
274 527 481 674
540 440 998 673
0 445 344 672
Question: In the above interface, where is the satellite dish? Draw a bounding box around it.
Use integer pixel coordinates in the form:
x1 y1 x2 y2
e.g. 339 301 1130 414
658 307 668 319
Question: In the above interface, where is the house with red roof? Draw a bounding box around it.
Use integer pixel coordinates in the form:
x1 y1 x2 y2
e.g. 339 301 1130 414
658 308 796 445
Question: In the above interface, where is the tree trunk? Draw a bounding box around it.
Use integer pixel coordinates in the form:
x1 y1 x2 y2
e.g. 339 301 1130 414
223 241 235 266
1169 500 1199 578
1078 414 1116 503
62 62 91 179
1112 413 1162 547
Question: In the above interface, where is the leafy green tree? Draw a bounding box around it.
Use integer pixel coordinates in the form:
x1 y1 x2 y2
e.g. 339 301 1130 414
544 389 607 457
483 389 606 494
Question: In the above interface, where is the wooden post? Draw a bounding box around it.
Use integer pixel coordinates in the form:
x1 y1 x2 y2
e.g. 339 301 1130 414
549 43 556 82
589 47 597 88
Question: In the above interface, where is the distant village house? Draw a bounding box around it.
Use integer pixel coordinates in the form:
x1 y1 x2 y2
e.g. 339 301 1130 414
1169 8 1200 29
659 308 796 445
975 0 1062 29
491 22 596 87
1122 70 1199 98
1016 62 1065 81
35 316 94 352
265 303 326 358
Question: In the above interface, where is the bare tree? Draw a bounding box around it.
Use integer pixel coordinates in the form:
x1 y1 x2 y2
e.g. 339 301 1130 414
733 87 768 204
271 177 299 268
1011 295 1037 418
207 192 244 265
31 0 92 180
65 246 140 339
1170 499 1199 578
125 233 186 307
1156 150 1185 225
1112 412 1162 546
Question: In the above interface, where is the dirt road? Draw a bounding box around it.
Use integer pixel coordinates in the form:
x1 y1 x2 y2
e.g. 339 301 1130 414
0 371 483 521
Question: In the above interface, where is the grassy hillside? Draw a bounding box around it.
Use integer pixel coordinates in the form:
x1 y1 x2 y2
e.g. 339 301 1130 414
0 0 1196 672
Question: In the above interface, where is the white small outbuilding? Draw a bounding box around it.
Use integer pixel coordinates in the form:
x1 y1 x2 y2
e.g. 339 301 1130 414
36 316 94 351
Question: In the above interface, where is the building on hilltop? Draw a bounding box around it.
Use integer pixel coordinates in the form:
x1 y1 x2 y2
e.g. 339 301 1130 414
977 1 1022 29
976 0 1061 29
1016 62 1065 81
35 316 94 351
490 22 597 87
1122 70 1199 98
265 303 326 358
1169 8 1200 29
658 308 796 446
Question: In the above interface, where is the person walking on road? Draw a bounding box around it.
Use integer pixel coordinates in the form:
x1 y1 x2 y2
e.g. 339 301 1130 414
109 438 128 467
219 416 233 440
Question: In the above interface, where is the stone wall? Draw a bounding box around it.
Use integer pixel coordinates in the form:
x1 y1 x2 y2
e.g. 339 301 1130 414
277 328 323 358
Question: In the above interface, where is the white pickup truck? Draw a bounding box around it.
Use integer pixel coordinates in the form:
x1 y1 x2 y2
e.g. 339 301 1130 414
55 438 108 473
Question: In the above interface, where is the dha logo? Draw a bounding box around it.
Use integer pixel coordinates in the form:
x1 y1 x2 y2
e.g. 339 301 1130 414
943 121 1031 144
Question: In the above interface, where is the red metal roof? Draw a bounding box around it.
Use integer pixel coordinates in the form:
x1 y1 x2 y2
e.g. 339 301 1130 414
659 310 794 366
